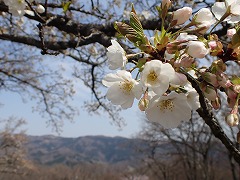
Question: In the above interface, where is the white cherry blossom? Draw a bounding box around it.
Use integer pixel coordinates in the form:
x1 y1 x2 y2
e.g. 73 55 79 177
146 92 192 128
212 0 240 23
102 70 143 109
106 40 127 70
140 60 175 95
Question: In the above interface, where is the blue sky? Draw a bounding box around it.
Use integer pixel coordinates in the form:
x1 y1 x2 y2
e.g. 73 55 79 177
0 84 144 138
0 0 159 138
0 37 145 138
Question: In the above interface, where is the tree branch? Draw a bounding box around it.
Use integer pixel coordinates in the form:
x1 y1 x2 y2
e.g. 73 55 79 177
180 68 240 164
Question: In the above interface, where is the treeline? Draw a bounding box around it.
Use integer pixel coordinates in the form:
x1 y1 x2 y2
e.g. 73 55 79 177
0 152 238 180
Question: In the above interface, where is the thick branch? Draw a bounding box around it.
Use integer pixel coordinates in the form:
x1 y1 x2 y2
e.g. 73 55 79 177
0 33 111 50
180 68 240 164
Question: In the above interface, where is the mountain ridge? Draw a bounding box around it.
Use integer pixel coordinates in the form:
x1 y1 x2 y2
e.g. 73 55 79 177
25 134 146 167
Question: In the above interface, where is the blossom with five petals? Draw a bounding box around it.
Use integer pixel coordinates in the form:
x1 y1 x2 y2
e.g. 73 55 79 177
146 92 192 128
102 70 143 109
140 60 175 95
212 0 240 23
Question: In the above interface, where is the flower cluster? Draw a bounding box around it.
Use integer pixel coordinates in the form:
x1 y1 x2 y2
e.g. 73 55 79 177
102 1 240 129
3 0 45 17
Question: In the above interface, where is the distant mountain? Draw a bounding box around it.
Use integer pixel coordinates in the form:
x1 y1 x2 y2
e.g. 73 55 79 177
26 135 148 167
25 135 228 168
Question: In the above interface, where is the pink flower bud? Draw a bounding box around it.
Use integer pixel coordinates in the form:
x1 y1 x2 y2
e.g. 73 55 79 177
187 41 209 58
208 41 217 50
225 113 239 127
227 28 236 38
172 7 192 25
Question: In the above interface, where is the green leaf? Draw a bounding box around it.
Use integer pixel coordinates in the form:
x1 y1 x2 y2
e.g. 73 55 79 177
130 12 144 35
231 76 240 85
129 5 144 36
114 22 137 37
62 1 72 13
136 58 146 68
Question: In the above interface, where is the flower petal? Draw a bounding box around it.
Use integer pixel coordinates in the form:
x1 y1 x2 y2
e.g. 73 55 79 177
106 83 134 107
212 2 227 20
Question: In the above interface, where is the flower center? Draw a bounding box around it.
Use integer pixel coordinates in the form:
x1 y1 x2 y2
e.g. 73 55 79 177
147 71 158 84
119 81 133 94
159 99 174 112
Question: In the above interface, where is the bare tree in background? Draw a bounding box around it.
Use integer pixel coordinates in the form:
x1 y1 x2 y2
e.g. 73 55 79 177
0 0 240 165
137 114 239 180
0 117 34 176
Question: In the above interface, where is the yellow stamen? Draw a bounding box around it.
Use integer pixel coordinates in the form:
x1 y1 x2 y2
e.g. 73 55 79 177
119 81 133 95
158 99 174 112
147 71 158 83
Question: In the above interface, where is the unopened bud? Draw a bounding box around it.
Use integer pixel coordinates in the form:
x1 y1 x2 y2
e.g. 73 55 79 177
225 113 239 127
200 83 217 101
208 41 217 50
233 85 240 93
172 7 192 25
174 55 194 68
201 72 219 87
227 28 236 38
0 12 6 16
187 41 209 58
36 4 45 14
